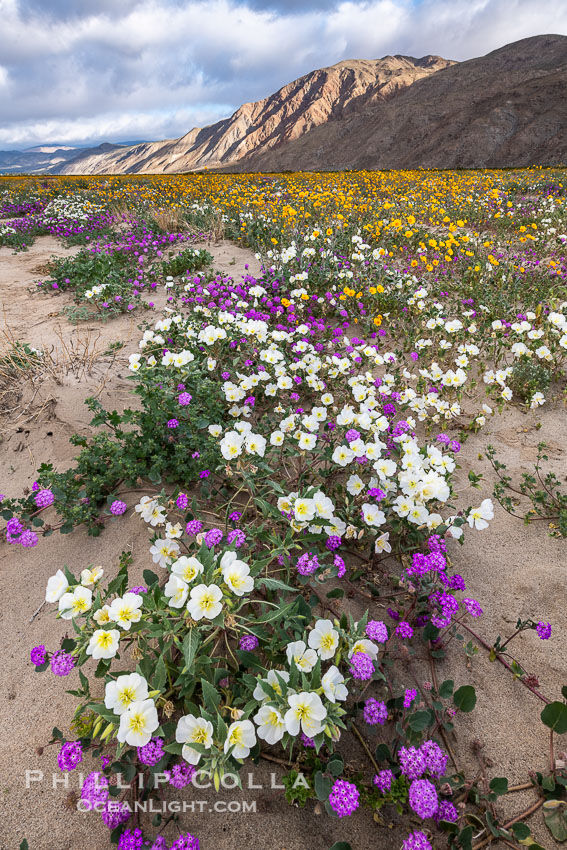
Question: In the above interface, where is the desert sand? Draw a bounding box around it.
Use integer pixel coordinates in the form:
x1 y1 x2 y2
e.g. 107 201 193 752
1 236 565 850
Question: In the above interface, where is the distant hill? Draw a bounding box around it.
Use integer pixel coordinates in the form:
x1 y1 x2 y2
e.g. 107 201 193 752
227 34 567 171
55 54 453 174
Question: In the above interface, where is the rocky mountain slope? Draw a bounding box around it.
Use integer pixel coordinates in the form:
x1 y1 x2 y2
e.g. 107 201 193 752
228 34 567 171
55 55 453 174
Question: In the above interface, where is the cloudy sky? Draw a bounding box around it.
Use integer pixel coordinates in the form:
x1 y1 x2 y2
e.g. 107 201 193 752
1 0 566 149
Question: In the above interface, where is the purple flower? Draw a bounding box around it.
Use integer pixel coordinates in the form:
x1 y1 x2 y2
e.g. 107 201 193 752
57 741 83 771
169 833 200 850
363 698 388 725
204 527 223 547
50 650 75 677
373 769 393 792
110 500 127 516
409 778 439 819
35 488 55 508
118 828 144 850
334 554 346 577
536 621 552 640
345 428 360 443
185 519 203 536
165 762 196 789
300 732 316 748
399 746 426 780
20 528 38 547
328 779 360 817
80 771 109 808
366 620 388 643
402 830 432 850
349 652 374 681
6 517 23 536
178 392 192 406
176 492 189 510
199 469 210 479
167 418 179 429
30 645 47 666
325 535 342 551
420 740 448 778
462 598 483 618
239 634 259 652
448 440 461 453
396 621 414 640
101 799 130 829
436 433 450 445
436 800 458 823
130 585 147 594
404 688 417 709
137 737 165 766
229 511 241 522
296 552 319 576
227 528 245 548
149 838 168 850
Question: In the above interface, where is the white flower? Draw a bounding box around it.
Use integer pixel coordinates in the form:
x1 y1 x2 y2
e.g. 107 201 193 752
245 433 267 457
186 584 223 620
254 705 285 745
117 699 159 747
171 556 204 583
108 593 144 630
165 522 183 539
80 566 104 587
93 604 113 625
284 692 327 736
45 569 68 603
321 665 348 703
312 490 334 519
86 629 120 660
467 498 494 530
221 552 254 596
308 619 339 660
105 673 149 715
270 430 285 446
176 715 214 765
286 640 317 672
332 445 354 467
361 503 386 527
298 432 317 451
58 586 92 619
346 474 364 496
349 639 379 660
164 575 189 608
208 424 222 437
224 719 256 759
220 431 244 460
293 498 316 522
135 496 166 526
150 538 180 568
374 532 392 554
253 669 290 701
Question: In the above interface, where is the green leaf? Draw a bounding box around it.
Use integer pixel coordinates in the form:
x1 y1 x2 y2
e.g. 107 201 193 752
453 685 477 713
256 577 296 593
438 679 454 699
20 841 29 850
153 656 167 692
543 800 567 842
201 678 221 713
328 844 353 850
143 569 160 587
182 629 200 672
511 823 531 841
408 709 434 732
314 771 332 801
489 777 509 796
541 702 567 734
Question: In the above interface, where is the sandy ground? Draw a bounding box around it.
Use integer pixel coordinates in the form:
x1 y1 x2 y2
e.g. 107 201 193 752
0 235 566 849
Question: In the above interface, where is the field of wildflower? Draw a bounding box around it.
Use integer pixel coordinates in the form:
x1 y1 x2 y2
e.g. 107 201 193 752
1 168 566 850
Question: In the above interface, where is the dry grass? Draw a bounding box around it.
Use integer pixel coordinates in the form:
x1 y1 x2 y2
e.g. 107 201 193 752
149 206 188 233
0 327 119 428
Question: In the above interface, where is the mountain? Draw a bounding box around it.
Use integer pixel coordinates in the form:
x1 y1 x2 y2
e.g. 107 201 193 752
0 146 81 173
227 34 567 171
56 54 453 175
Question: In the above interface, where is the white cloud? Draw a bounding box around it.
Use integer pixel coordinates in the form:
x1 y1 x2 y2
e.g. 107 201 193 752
0 0 565 147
